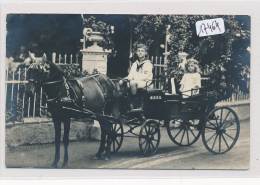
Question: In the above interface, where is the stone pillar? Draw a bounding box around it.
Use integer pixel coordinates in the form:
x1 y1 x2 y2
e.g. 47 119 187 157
80 28 111 75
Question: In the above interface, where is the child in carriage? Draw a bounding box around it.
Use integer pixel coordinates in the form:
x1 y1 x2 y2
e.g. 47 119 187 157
126 43 153 95
179 58 201 98
119 43 153 110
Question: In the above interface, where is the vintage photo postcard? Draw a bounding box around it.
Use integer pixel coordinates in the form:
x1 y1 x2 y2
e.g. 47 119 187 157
4 13 250 170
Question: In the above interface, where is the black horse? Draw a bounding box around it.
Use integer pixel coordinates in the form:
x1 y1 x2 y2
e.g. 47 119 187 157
26 55 121 168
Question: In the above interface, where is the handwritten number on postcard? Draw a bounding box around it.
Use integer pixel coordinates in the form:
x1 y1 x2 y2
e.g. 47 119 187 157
196 18 225 37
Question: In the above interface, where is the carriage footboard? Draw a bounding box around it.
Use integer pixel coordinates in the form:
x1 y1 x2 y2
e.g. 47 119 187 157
62 106 96 119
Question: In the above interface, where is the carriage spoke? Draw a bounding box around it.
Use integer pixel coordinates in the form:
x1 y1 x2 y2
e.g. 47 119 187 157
211 133 218 151
149 125 152 134
116 126 121 132
223 121 235 129
180 128 186 144
225 128 237 131
151 138 159 142
188 126 196 138
186 128 190 144
144 141 149 153
115 137 120 146
150 126 155 135
221 134 230 149
144 126 149 135
219 134 222 152
173 127 183 140
205 126 216 130
207 121 217 128
150 140 155 151
113 124 116 130
223 111 231 122
220 108 223 125
206 132 217 143
215 118 221 127
223 132 235 140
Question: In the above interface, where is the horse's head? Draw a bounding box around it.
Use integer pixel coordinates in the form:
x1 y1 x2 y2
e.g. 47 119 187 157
25 54 51 97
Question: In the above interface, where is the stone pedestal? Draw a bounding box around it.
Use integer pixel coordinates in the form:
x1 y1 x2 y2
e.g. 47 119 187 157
81 43 110 74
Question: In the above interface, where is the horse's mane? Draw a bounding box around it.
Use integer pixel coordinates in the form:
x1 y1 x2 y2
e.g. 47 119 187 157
49 61 65 77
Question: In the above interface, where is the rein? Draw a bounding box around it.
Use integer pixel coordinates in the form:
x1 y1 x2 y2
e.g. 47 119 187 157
41 78 70 103
43 80 64 86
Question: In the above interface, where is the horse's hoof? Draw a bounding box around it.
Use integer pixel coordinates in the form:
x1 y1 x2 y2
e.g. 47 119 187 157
61 162 68 168
51 163 58 168
92 155 103 160
104 156 111 161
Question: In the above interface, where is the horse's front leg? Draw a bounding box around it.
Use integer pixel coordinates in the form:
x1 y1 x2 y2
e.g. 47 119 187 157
104 123 112 160
94 121 106 159
52 117 61 168
62 118 71 168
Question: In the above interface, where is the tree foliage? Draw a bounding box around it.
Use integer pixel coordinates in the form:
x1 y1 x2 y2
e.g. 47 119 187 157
6 14 250 94
6 14 83 57
132 15 250 94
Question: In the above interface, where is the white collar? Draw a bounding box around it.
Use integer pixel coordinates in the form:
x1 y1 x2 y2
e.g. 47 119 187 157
136 59 148 66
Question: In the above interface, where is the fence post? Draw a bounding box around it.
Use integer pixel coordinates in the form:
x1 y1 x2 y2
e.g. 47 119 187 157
58 54 61 64
10 71 15 112
64 54 67 64
70 54 73 64
52 52 56 63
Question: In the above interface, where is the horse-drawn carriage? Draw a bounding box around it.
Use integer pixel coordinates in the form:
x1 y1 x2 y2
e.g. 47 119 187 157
106 78 240 156
26 56 240 166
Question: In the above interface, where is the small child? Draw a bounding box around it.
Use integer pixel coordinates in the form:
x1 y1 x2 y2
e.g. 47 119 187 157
179 58 201 98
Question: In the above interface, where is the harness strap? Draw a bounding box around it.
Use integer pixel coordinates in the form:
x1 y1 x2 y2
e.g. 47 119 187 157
91 75 107 99
63 77 71 99
43 80 63 85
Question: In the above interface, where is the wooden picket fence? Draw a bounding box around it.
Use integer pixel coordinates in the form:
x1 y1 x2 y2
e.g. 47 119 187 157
5 54 250 123
150 56 167 89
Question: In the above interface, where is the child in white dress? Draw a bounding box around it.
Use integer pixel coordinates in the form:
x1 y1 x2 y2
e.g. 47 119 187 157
180 58 201 98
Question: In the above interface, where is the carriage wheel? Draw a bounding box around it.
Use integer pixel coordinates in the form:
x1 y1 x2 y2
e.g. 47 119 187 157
166 119 202 146
139 119 160 156
202 107 240 154
110 122 124 153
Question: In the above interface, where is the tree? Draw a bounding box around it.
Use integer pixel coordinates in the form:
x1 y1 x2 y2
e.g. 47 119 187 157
6 14 83 57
